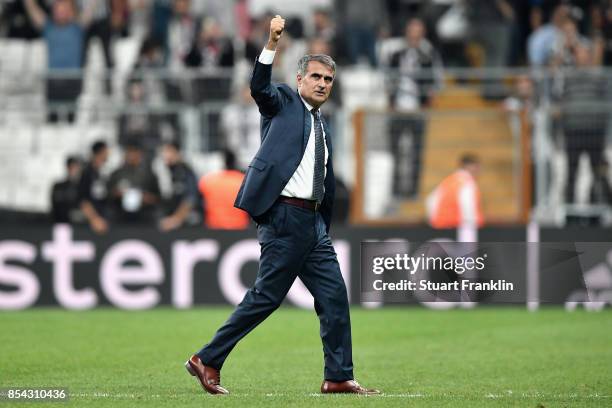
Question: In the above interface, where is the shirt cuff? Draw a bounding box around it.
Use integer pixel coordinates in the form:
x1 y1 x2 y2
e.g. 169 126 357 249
258 48 276 65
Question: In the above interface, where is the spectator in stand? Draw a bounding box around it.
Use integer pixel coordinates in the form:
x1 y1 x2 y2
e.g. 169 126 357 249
166 0 198 70
184 17 234 68
131 36 166 105
107 140 161 224
162 0 200 102
336 0 388 67
198 149 249 230
426 154 484 229
528 4 570 66
387 18 443 200
119 77 178 157
79 0 130 94
389 18 443 110
23 0 99 122
190 0 236 38
312 7 336 45
220 83 261 170
79 140 110 234
551 17 592 68
556 44 609 204
127 40 179 146
597 0 612 65
467 0 516 67
51 156 82 223
159 141 200 231
1 0 49 39
503 75 536 114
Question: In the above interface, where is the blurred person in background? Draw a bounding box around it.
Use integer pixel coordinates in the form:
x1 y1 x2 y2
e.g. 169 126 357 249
166 0 198 70
312 7 337 47
79 140 110 234
23 0 99 122
107 139 161 224
118 78 178 160
51 155 82 223
159 141 200 231
131 36 166 105
1 0 49 39
198 149 248 230
556 44 609 204
388 18 443 200
503 75 536 114
528 4 570 66
427 154 484 229
597 0 612 65
119 79 159 149
184 17 234 68
220 83 261 170
152 0 200 102
389 18 443 110
551 17 592 68
79 0 130 94
335 0 388 67
467 0 515 67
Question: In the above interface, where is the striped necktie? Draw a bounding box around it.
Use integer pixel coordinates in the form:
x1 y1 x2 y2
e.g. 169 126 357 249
311 109 325 203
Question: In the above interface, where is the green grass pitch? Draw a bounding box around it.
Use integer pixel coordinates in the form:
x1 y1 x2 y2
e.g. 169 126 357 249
1 307 610 407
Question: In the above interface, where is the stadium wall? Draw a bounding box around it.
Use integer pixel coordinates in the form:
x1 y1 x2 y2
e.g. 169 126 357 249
0 224 610 310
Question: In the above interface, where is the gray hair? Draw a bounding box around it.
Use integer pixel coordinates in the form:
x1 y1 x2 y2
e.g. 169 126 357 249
297 54 336 77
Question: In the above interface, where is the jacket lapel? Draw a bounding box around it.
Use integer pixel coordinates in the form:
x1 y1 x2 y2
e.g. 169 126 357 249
321 115 333 158
302 104 310 155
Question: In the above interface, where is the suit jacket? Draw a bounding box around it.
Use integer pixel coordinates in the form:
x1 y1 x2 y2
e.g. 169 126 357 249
234 59 335 232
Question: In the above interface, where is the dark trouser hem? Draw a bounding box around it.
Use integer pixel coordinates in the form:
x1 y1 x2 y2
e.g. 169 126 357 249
324 374 355 382
324 368 354 382
194 350 223 371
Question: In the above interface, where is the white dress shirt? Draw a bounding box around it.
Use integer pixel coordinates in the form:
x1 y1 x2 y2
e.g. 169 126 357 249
258 48 329 201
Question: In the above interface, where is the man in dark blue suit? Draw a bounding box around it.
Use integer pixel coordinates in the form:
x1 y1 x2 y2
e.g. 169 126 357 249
185 15 380 396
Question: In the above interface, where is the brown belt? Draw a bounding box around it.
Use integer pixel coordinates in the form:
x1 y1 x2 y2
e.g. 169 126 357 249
278 196 320 211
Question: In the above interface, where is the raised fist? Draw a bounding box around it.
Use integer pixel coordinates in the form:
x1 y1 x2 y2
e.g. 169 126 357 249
269 15 285 44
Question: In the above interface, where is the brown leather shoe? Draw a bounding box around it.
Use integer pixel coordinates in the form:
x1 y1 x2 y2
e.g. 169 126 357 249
185 355 229 395
321 380 381 395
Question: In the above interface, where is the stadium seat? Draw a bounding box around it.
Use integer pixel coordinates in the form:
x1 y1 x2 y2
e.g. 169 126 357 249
14 183 50 213
36 125 82 154
25 40 47 75
340 68 388 110
0 126 34 154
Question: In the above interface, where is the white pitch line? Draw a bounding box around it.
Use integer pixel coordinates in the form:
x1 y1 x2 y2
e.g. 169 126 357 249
68 391 610 399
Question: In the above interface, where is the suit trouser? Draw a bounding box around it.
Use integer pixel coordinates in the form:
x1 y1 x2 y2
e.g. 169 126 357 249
196 202 354 382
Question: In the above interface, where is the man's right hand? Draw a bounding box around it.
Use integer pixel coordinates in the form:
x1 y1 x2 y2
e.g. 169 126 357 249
266 15 285 50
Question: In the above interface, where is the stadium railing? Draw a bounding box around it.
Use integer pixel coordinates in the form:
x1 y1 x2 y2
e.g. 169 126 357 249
0 63 611 226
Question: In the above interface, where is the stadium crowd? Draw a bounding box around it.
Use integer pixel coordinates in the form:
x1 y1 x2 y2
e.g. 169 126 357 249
1 0 612 225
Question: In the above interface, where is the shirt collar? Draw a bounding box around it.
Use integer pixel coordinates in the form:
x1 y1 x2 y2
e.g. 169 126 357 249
299 93 315 113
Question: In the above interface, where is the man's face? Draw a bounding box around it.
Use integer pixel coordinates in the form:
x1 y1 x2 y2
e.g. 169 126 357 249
406 20 425 45
161 145 179 166
96 147 109 164
53 0 75 25
297 60 334 108
125 148 142 166
68 162 81 180
173 0 190 16
465 163 480 178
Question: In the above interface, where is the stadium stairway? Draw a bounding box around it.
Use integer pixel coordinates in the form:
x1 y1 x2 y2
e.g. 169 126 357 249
399 86 521 224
